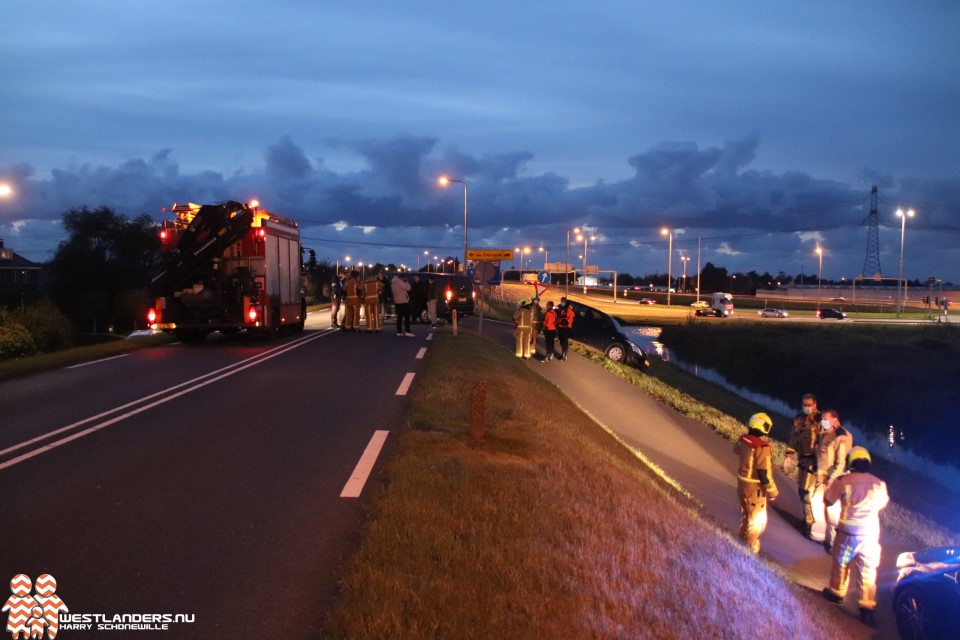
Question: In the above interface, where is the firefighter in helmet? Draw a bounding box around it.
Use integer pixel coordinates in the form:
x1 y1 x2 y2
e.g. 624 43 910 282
343 270 361 332
513 298 534 359
821 446 889 626
736 412 779 553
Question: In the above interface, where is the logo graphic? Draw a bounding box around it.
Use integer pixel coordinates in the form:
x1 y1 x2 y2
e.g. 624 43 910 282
2 575 68 640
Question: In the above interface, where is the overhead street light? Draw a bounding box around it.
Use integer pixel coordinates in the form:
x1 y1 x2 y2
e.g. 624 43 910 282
576 231 596 294
565 227 581 298
681 256 690 293
661 228 673 305
815 245 823 310
0 184 12 198
896 207 915 316
438 176 468 274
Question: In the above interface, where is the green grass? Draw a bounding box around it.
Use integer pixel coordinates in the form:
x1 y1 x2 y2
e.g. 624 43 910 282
572 343 960 549
324 331 864 640
0 333 173 382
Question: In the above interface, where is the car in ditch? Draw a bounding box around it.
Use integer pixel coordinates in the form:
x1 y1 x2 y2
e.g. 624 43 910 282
893 546 960 640
568 303 650 370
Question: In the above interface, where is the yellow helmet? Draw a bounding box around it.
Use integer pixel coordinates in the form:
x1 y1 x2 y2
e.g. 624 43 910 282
518 298 529 307
748 412 773 435
848 446 871 466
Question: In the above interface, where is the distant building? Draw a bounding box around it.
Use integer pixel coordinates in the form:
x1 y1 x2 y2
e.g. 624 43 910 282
0 239 43 301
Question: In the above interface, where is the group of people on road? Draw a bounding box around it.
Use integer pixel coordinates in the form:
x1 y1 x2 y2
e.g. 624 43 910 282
736 395 889 626
330 270 441 336
513 296 575 361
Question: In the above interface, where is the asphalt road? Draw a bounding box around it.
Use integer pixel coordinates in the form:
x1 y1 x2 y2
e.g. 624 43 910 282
0 311 428 638
482 316 902 640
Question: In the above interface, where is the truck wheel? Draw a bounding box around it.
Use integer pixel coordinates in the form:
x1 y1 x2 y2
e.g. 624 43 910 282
419 309 430 324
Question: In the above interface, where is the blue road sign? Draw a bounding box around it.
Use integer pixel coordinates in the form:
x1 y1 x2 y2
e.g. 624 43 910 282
538 271 551 284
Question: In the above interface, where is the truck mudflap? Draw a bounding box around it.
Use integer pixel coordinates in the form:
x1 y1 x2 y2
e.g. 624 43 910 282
150 201 254 296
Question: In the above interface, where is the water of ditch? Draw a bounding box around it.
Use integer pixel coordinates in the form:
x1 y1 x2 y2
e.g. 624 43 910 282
623 325 960 491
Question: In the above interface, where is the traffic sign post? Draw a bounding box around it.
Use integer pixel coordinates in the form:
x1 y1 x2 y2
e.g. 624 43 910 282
537 271 551 284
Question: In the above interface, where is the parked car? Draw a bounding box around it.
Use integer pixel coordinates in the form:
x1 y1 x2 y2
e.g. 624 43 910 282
568 303 649 370
817 307 847 320
639 298 657 305
759 308 788 318
893 547 960 640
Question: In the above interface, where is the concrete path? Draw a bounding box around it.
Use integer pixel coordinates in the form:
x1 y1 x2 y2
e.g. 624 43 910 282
481 317 904 640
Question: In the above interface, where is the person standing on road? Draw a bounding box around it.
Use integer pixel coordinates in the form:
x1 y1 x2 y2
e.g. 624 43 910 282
784 393 821 537
556 297 575 361
736 412 779 553
541 301 558 361
362 272 382 332
513 298 534 359
821 446 889 627
426 275 439 328
812 409 853 550
330 270 345 328
343 270 362 332
391 273 414 336
529 296 543 353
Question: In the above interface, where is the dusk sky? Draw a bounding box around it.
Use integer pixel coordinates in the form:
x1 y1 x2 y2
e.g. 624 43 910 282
2 1 959 283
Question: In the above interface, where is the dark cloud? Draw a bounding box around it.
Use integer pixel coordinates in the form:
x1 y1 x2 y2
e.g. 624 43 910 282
2 134 957 282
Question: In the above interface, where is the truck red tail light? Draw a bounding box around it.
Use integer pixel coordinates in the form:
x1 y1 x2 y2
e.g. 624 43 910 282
159 230 168 242
446 288 453 301
147 308 157 324
256 228 266 239
247 306 258 323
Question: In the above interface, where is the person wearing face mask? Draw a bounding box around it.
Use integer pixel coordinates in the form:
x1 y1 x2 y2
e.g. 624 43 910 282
810 408 853 549
784 393 821 537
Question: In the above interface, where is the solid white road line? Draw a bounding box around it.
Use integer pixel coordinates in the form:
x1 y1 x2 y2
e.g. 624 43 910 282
340 430 389 498
416 347 427 359
395 372 416 396
0 332 329 471
66 354 129 369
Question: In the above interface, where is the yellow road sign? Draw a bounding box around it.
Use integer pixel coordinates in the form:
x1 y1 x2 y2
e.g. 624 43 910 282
467 249 514 260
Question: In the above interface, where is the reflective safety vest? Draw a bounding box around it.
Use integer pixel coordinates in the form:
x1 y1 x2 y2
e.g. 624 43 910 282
513 306 533 329
738 434 774 489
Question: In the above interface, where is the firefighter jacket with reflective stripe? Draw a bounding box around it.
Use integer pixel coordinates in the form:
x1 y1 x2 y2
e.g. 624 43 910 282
362 278 381 299
818 426 852 481
737 434 777 495
788 410 821 461
542 308 558 331
344 277 360 300
824 471 889 537
513 306 533 329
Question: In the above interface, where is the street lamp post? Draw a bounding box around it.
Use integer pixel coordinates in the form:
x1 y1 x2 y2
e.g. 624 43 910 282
896 207 915 316
816 245 823 311
438 176 468 274
538 246 548 270
661 228 673 305
417 250 428 272
576 232 595 294
681 256 690 293
565 227 580 298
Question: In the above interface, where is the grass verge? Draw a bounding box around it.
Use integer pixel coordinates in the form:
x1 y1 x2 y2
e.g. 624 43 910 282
571 343 960 549
324 331 864 640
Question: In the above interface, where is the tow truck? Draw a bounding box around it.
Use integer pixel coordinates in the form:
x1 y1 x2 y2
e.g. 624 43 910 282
147 200 306 341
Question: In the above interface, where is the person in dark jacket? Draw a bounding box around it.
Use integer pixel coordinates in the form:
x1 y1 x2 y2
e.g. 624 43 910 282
426 276 439 328
330 270 345 328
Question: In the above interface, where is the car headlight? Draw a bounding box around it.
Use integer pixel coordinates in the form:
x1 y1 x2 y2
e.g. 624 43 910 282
629 342 642 354
896 552 917 570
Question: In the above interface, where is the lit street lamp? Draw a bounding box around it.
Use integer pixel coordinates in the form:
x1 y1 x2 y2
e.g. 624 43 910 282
438 176 468 274
565 227 581 298
337 255 351 274
538 246 548 269
417 249 428 272
576 231 595 294
680 256 690 293
815 245 823 310
661 228 673 305
0 184 12 198
896 207 915 316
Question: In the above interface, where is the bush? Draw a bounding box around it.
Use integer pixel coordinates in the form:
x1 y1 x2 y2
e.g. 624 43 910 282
0 322 37 360
17 299 73 352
